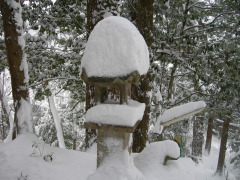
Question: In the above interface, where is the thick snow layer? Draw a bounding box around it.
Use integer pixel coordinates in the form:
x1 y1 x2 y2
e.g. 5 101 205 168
0 134 237 180
6 0 23 27
81 16 149 78
85 100 145 127
19 53 29 83
88 138 144 180
160 101 206 123
153 101 206 133
17 98 33 134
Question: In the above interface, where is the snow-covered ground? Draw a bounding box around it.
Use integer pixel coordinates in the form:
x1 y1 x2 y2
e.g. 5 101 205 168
0 134 237 180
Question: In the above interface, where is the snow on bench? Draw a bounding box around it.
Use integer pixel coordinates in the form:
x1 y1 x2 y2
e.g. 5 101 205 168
134 140 180 166
153 101 206 133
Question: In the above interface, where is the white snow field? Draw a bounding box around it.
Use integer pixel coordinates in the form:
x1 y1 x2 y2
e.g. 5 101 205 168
0 134 237 180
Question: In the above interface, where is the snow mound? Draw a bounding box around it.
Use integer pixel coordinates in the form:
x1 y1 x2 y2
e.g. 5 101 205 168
88 148 144 180
134 141 194 180
81 16 149 78
134 140 180 168
85 100 145 126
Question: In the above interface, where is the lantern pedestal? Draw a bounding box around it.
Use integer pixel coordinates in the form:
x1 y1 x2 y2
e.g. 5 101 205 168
85 121 139 167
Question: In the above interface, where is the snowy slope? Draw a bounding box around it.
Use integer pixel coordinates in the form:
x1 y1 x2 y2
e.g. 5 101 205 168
0 134 237 180
0 134 95 180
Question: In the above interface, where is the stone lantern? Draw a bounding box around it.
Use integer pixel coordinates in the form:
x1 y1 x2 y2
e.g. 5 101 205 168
81 16 149 179
82 69 144 167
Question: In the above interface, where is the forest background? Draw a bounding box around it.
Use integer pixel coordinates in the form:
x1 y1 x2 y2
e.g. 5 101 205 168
0 0 239 177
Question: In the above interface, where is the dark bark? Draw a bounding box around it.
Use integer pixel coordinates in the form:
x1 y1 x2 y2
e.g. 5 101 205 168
1 110 6 140
86 0 120 38
85 83 96 149
130 0 153 153
85 0 120 149
167 63 178 100
181 0 190 35
192 116 204 162
216 118 230 175
205 116 214 155
85 0 99 149
132 72 152 152
72 138 76 150
1 0 31 138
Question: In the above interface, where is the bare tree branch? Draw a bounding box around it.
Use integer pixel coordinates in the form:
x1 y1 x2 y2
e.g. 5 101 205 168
184 12 236 32
29 77 81 88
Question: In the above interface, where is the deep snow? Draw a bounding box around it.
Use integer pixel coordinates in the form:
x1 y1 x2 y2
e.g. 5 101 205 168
0 134 236 180
153 101 206 133
85 100 145 127
81 16 149 78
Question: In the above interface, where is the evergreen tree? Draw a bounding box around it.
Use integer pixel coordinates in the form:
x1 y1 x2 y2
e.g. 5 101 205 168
84 0 121 149
127 0 154 153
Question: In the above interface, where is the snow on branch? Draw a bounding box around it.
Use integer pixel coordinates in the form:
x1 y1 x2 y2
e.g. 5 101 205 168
216 118 240 130
29 77 81 88
184 12 236 32
186 2 201 11
156 49 184 62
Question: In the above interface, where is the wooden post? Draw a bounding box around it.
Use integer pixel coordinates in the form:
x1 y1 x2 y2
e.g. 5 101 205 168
216 118 230 175
192 116 204 163
95 84 108 104
205 116 214 155
120 83 131 104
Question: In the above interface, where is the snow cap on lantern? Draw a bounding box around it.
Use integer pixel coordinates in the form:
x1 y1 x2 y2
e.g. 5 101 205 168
81 16 149 80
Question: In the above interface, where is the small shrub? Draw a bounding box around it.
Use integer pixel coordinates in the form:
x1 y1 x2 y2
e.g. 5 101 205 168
18 172 28 180
31 141 54 162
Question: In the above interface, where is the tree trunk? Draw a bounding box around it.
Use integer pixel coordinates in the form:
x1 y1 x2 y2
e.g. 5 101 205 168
85 0 99 149
205 116 214 155
132 72 152 152
72 113 77 150
167 63 178 100
48 95 66 149
216 118 230 175
0 75 14 142
1 0 33 137
131 0 153 153
85 0 121 149
192 116 204 162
